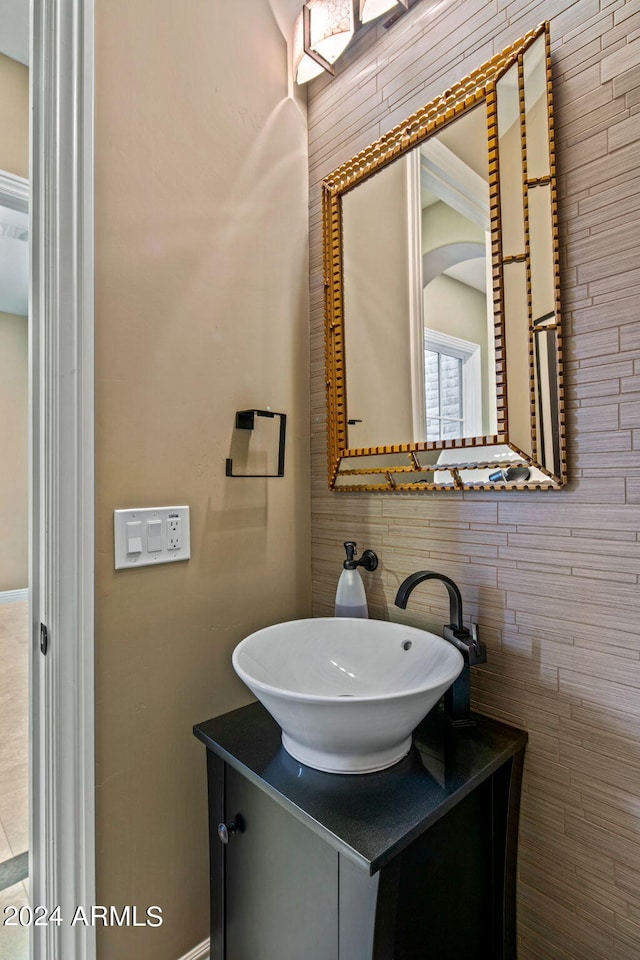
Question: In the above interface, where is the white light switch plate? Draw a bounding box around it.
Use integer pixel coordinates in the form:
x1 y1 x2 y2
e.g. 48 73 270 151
114 506 191 570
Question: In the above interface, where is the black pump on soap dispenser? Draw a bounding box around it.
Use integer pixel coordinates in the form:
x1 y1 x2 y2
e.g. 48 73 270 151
334 542 378 619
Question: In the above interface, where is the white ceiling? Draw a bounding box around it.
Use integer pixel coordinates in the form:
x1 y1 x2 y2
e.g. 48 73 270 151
0 0 28 64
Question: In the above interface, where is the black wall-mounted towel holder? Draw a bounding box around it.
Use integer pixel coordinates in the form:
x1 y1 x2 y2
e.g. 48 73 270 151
226 409 287 478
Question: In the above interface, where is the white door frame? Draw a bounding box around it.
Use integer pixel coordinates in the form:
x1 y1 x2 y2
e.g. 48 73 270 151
30 1 95 958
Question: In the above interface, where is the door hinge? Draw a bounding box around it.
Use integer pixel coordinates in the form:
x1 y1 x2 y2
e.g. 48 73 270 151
40 622 49 655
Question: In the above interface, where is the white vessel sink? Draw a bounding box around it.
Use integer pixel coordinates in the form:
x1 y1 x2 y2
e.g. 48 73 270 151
232 617 464 774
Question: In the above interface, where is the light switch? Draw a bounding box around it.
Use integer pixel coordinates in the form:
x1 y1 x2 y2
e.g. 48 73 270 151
147 519 163 552
126 521 143 555
114 506 190 570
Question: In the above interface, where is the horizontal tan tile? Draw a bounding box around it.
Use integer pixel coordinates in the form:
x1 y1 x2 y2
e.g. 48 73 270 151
602 36 640 81
520 881 616 955
309 3 640 957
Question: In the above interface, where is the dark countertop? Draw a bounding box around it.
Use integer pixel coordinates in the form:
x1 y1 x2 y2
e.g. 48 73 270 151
194 701 527 876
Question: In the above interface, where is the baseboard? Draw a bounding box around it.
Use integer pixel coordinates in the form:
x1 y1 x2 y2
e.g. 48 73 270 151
177 940 210 960
0 588 29 604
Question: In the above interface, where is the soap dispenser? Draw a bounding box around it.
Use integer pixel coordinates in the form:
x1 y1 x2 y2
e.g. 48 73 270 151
334 541 378 618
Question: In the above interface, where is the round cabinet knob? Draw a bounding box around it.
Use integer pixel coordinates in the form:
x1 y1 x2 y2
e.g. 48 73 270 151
217 820 238 844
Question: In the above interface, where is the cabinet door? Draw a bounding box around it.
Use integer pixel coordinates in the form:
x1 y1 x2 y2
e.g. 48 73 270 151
225 765 339 960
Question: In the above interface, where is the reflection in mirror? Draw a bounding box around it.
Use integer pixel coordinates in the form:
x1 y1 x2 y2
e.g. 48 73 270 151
496 63 524 258
502 260 532 460
342 157 412 451
524 35 551 180
420 104 495 443
529 183 555 323
534 327 561 477
343 103 496 450
324 22 565 491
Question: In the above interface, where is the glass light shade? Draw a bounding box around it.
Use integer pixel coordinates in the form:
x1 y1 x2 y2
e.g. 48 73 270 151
293 13 325 84
359 0 401 23
307 0 355 65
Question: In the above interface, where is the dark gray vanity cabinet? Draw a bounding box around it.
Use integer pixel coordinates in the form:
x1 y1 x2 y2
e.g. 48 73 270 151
195 703 527 960
208 754 386 960
216 761 339 960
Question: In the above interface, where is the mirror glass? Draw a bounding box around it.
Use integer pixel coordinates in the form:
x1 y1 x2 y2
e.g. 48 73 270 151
343 103 495 452
323 25 564 490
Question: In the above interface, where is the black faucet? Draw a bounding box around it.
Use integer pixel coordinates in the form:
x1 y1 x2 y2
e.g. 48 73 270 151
395 571 487 726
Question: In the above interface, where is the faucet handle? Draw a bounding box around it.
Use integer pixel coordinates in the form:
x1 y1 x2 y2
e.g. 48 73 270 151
467 623 487 665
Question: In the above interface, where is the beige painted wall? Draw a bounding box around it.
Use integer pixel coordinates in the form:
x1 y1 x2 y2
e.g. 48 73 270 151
308 2 640 959
422 200 485 254
0 312 28 591
0 52 28 178
94 2 310 957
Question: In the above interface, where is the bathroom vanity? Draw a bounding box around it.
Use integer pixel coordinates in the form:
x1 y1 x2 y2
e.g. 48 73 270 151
194 702 526 960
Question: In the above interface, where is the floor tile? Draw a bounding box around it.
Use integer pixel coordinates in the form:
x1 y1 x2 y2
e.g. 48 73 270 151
0 766 26 803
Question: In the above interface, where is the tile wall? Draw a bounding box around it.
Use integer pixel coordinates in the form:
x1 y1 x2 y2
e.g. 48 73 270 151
307 2 640 957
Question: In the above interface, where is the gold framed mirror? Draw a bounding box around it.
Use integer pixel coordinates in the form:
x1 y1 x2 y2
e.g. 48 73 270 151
323 22 565 492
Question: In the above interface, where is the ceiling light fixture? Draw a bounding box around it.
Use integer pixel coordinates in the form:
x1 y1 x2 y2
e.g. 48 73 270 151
294 0 418 85
359 0 408 24
293 12 325 84
303 0 355 76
